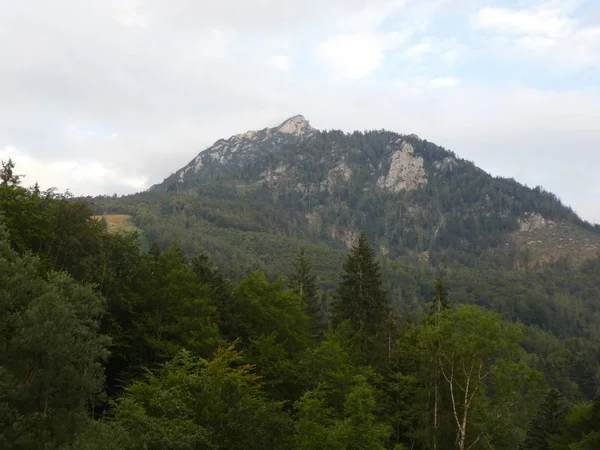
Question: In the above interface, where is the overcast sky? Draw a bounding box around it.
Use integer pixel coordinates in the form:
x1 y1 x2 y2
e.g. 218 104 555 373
1 0 599 222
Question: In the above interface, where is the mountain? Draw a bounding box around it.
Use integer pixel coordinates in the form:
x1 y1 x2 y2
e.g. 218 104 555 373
88 115 600 343
147 115 599 267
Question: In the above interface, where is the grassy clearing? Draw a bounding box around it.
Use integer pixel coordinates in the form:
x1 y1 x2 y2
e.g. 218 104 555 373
93 214 140 234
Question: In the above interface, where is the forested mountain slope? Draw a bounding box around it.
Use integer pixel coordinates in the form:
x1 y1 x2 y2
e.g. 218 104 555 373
2 150 600 448
146 115 599 266
87 116 600 353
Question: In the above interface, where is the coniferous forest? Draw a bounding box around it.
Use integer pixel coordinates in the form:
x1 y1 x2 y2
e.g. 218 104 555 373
2 158 600 450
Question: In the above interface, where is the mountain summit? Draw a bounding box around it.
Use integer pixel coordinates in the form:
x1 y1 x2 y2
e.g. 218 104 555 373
154 115 316 188
276 115 314 135
150 116 599 266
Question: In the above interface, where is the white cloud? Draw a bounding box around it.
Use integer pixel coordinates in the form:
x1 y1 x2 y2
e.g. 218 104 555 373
270 55 293 72
0 146 147 194
430 76 459 87
314 0 425 79
402 41 435 58
472 5 600 69
396 36 465 66
316 33 390 79
473 6 571 36
113 3 150 27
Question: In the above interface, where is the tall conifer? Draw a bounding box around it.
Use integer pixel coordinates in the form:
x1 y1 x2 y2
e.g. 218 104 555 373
333 232 388 336
289 248 323 335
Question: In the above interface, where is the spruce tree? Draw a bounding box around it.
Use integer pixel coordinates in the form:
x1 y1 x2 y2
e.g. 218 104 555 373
333 232 388 337
289 248 322 335
524 388 568 450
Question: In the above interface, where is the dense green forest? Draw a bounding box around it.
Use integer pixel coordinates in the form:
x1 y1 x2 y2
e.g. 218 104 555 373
2 159 600 449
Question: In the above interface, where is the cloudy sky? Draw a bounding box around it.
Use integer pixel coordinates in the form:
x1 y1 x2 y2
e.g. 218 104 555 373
1 0 599 222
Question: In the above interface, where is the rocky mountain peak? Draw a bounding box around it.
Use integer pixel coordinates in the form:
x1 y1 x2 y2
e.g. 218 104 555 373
276 115 314 136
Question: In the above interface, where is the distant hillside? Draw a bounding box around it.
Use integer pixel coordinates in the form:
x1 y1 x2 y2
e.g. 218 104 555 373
142 115 599 267
87 115 600 344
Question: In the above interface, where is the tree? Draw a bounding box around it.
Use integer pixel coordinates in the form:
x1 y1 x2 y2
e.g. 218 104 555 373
428 278 451 450
0 223 109 448
225 271 310 349
524 389 568 450
0 178 107 281
190 246 231 332
129 243 223 370
333 232 388 361
0 158 22 186
295 325 391 450
429 278 450 315
223 271 311 400
105 346 296 450
550 390 600 450
295 379 391 450
289 248 323 335
413 305 545 450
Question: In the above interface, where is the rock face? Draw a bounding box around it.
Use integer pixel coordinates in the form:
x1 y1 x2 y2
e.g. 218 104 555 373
320 162 353 192
434 156 458 172
261 164 289 187
518 213 555 232
164 115 317 187
329 225 359 248
377 142 427 193
277 115 314 136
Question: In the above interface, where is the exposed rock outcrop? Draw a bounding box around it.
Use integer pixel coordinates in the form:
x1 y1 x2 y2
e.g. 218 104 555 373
277 115 314 136
377 142 427 192
434 156 458 172
518 213 555 232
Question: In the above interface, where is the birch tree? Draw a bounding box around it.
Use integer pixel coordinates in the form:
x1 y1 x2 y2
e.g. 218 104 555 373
416 305 544 450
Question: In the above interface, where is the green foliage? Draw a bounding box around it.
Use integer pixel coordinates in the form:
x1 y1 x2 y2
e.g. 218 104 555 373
0 224 109 449
409 305 546 449
524 388 568 450
107 347 296 450
0 158 22 186
224 271 310 348
222 271 312 401
333 233 389 363
295 379 391 450
1 159 600 449
289 248 325 335
114 243 223 384
295 325 391 449
549 391 600 450
429 279 450 315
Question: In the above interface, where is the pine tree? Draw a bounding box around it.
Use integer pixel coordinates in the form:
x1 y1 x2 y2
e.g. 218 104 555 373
289 248 323 335
333 232 388 338
524 388 568 450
